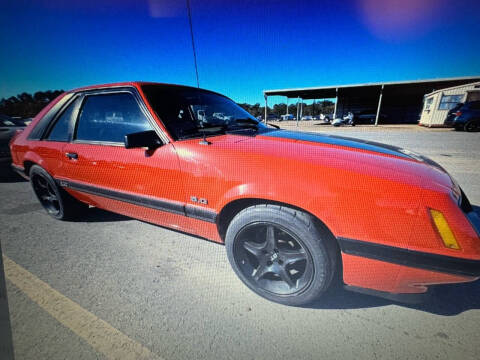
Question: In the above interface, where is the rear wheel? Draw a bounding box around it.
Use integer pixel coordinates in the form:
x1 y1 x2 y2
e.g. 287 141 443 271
464 120 479 132
30 165 88 220
225 204 337 306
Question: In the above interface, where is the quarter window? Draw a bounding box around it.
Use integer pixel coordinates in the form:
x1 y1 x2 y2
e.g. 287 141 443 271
47 98 79 141
438 94 464 110
76 93 153 143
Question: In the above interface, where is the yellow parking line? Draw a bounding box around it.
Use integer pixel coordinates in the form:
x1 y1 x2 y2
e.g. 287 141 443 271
3 255 162 360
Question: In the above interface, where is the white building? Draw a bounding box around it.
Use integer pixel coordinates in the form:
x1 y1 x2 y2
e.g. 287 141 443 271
419 81 480 127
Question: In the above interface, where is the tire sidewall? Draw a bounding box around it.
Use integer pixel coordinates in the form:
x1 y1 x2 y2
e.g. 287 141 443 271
464 120 478 132
225 205 334 306
30 165 65 220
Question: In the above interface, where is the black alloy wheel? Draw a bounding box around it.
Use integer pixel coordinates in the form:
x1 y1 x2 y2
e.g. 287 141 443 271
233 222 313 296
32 173 61 216
29 165 87 220
464 120 479 132
226 204 337 306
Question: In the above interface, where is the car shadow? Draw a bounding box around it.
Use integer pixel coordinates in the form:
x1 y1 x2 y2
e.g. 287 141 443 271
305 279 480 316
0 164 27 183
70 207 130 223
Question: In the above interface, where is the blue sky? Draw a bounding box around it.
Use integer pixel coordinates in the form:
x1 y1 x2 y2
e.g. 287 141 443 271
1 0 479 104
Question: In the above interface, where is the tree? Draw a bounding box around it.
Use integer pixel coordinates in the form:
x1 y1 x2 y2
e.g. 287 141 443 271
0 90 63 118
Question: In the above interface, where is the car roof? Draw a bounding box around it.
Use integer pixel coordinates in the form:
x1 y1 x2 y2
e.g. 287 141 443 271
66 81 227 98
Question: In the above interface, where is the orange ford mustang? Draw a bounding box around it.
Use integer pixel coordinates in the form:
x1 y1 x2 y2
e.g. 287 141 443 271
9 82 480 306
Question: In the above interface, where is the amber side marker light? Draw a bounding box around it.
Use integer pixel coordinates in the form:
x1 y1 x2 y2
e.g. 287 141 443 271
429 209 461 250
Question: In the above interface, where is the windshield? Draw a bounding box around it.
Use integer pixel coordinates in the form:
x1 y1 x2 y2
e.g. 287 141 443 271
141 85 269 140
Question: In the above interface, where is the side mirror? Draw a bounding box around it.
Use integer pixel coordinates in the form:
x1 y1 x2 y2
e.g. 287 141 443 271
124 130 162 150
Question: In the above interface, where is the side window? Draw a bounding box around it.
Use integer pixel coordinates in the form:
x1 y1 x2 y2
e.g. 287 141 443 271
75 93 153 143
47 98 79 141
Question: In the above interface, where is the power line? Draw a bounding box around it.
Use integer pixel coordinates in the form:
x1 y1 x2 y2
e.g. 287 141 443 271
186 0 200 88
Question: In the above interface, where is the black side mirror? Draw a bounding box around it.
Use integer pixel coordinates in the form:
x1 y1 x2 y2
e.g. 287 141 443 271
124 130 162 150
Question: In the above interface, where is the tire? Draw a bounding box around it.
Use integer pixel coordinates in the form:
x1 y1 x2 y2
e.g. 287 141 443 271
225 204 337 306
464 120 479 132
29 165 88 220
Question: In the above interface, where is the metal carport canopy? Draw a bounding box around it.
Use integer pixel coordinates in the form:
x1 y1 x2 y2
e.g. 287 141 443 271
263 76 480 99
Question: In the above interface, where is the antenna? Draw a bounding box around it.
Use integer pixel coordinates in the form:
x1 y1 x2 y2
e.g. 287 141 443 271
186 0 200 88
199 130 211 145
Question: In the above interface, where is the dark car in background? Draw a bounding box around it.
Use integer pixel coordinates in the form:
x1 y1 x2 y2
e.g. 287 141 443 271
1 114 25 163
452 101 480 131
266 114 280 121
444 103 464 127
355 109 388 124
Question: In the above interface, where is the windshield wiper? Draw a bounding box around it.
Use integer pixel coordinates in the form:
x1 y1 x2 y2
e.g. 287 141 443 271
227 118 260 131
178 125 226 140
233 119 281 132
234 118 259 126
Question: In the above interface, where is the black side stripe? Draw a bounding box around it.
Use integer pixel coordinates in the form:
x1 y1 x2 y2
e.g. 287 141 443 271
57 179 217 223
338 237 480 277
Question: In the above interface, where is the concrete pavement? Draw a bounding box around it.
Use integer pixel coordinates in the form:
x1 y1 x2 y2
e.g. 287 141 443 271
1 126 479 360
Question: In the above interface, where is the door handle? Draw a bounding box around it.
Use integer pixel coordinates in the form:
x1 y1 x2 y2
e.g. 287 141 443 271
65 152 78 160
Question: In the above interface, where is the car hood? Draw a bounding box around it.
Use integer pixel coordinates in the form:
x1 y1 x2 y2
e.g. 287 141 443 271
254 129 454 190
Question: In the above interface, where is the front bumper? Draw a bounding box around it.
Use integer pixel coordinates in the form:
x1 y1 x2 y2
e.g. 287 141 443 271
338 237 480 278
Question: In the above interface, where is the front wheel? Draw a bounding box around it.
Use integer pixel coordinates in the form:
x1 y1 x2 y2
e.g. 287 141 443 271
225 204 337 306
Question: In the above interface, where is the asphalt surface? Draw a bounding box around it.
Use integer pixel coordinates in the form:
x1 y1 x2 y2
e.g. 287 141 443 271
1 125 480 360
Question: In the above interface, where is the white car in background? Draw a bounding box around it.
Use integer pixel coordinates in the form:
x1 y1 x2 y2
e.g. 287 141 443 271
319 113 334 123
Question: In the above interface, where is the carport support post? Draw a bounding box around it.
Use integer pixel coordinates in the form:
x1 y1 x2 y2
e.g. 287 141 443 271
299 99 303 121
296 97 300 126
333 88 338 119
375 85 384 126
264 94 268 124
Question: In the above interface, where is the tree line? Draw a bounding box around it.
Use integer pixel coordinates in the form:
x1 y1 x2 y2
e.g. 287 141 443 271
0 90 64 118
1 90 335 119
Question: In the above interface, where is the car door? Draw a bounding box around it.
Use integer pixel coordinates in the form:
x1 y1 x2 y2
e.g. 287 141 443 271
58 88 190 231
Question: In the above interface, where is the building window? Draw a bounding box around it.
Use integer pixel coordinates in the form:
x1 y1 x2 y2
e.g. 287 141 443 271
424 97 433 111
438 94 464 110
